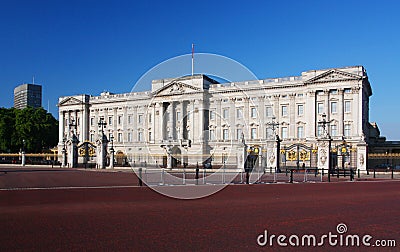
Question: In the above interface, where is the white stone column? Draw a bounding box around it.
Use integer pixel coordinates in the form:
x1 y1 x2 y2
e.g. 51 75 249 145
59 110 64 143
317 138 331 171
96 135 108 169
338 89 344 136
306 91 316 138
289 93 296 139
357 144 367 172
216 99 222 140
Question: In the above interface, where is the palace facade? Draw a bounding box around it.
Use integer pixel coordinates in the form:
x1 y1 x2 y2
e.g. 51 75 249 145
58 66 372 170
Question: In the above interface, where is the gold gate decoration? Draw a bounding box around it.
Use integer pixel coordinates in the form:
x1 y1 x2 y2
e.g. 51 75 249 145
78 141 96 157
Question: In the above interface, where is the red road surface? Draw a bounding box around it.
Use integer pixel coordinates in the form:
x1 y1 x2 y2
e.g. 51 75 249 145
0 168 399 251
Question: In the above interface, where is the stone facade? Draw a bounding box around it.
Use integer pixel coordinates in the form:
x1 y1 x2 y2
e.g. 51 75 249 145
58 66 372 170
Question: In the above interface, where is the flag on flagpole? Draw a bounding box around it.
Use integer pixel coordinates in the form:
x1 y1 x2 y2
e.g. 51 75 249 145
191 43 194 76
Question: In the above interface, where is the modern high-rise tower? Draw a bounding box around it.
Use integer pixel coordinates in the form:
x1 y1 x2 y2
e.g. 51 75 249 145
13 84 42 109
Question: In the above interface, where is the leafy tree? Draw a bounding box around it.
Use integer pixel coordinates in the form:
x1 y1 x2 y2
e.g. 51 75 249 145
0 107 58 153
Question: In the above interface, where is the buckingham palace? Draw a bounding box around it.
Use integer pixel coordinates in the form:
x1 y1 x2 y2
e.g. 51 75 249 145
58 65 373 171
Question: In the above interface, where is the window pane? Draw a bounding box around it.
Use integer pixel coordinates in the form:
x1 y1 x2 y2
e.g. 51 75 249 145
331 102 337 113
236 128 242 140
282 106 287 116
281 127 288 139
331 125 337 136
251 108 257 118
297 126 304 138
344 124 351 136
345 101 351 113
317 103 324 114
266 106 273 117
298 104 304 116
251 128 257 139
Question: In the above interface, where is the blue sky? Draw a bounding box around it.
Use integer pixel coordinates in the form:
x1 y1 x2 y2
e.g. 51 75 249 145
1 0 400 139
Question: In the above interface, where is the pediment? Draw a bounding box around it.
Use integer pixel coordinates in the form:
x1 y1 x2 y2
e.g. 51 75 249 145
58 97 84 106
305 69 362 84
152 81 201 96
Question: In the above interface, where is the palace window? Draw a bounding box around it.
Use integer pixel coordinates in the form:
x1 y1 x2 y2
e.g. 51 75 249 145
251 128 257 139
118 115 123 125
344 124 351 137
90 117 94 126
223 129 229 140
209 129 215 140
330 125 337 136
281 127 288 139
297 104 304 116
118 133 122 142
148 132 152 141
138 114 143 124
317 103 324 114
236 108 243 119
223 108 229 119
251 107 257 118
128 132 132 142
210 110 215 120
266 106 273 117
331 102 337 114
236 128 243 140
108 116 113 126
281 105 288 117
138 132 143 142
344 101 351 113
297 126 304 139
128 115 132 124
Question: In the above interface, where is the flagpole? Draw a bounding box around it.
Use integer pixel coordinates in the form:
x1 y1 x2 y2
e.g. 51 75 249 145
191 43 194 76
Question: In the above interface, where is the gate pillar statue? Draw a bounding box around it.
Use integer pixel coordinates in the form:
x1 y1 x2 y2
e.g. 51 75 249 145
237 132 247 171
317 137 331 171
96 134 108 169
67 134 79 168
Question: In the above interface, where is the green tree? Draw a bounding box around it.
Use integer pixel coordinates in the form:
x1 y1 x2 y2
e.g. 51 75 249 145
0 107 58 153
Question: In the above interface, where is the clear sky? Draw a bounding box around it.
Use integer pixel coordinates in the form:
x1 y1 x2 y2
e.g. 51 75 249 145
1 0 400 139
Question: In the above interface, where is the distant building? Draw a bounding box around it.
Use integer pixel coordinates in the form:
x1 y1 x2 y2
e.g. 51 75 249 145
14 84 42 109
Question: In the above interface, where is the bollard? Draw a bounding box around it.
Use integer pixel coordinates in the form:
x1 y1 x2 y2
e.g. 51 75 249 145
344 168 346 178
138 167 143 186
290 169 293 183
392 168 394 179
328 169 331 182
195 166 199 185
337 168 339 178
350 169 354 181
373 168 376 178
270 166 272 174
246 171 250 184
285 168 288 176
314 168 318 177
358 169 360 179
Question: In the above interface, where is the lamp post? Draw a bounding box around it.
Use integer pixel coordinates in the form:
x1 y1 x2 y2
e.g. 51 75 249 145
62 137 67 167
21 139 26 166
109 135 114 169
267 116 281 173
97 118 108 169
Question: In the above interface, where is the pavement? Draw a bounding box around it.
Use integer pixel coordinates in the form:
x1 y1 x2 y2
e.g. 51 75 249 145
0 167 399 251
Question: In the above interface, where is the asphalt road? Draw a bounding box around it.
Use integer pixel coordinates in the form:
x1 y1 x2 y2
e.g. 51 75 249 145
0 168 399 251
